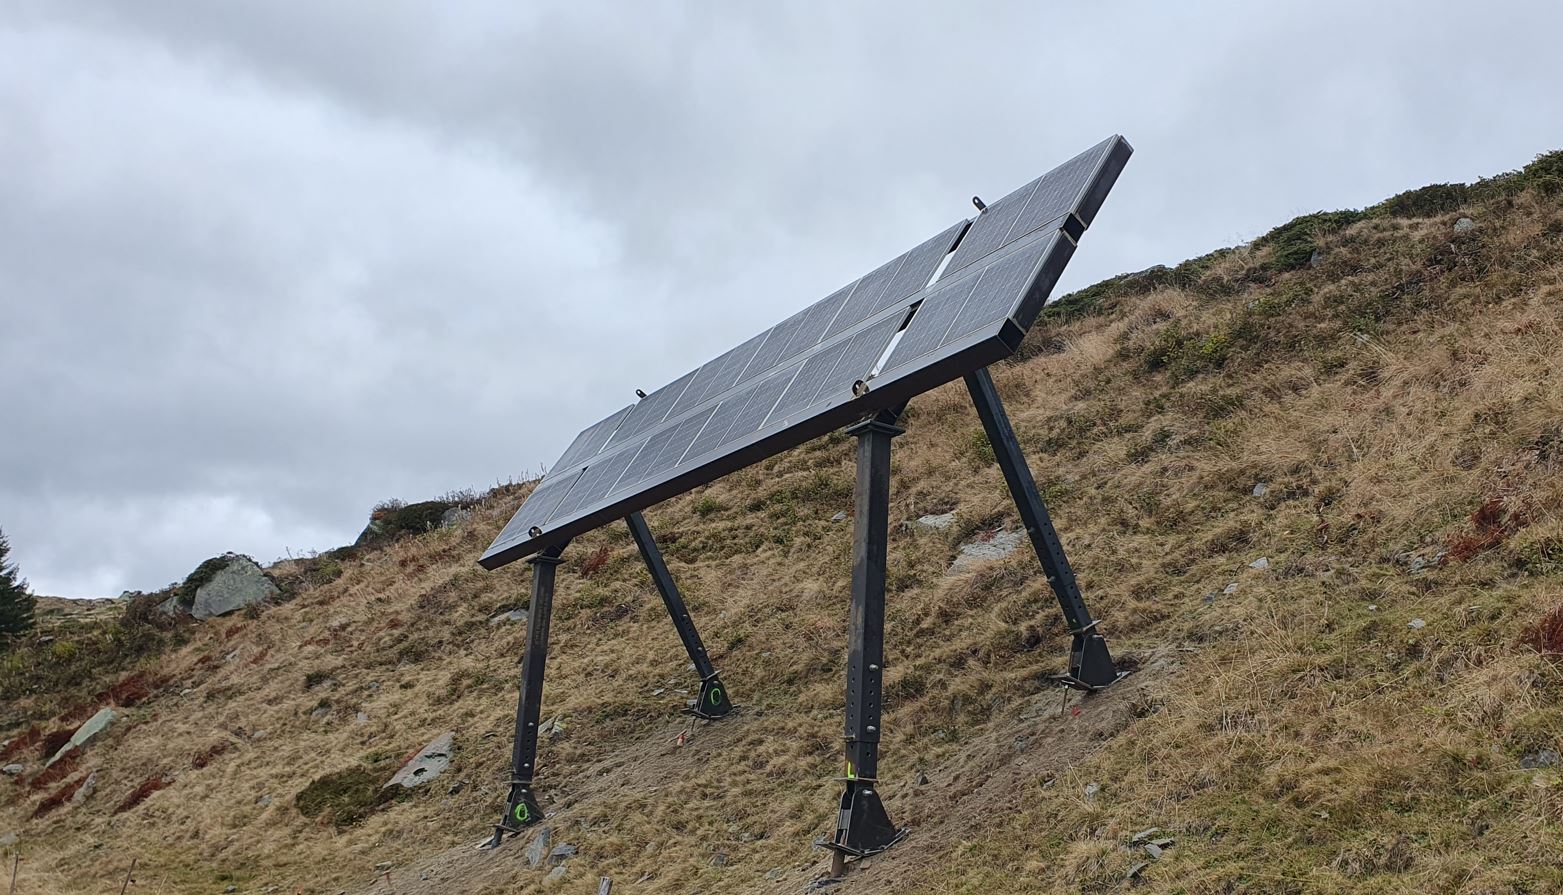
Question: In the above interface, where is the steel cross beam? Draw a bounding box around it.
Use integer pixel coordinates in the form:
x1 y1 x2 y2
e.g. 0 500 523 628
492 540 569 846
829 407 906 870
964 366 1119 689
625 511 734 719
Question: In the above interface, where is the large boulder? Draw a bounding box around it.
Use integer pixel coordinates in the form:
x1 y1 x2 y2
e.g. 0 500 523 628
191 556 279 620
385 732 454 788
46 707 117 767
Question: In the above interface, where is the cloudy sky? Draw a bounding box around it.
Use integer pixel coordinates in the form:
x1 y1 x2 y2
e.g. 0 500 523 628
3 1 1560 598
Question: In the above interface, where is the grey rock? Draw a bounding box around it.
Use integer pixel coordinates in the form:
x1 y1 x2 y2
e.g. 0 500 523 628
711 852 728 867
525 827 553 869
489 608 529 626
0 833 15 847
1222 583 1239 595
46 707 117 767
1126 861 1149 880
386 732 454 788
356 712 370 724
250 730 267 740
439 507 473 528
310 706 331 721
948 529 1026 574
1307 249 1325 268
544 865 568 884
1130 827 1160 844
157 594 185 616
1 764 22 777
1083 782 1100 802
71 771 97 804
1367 604 1378 611
223 887 238 893
448 780 466 795
915 772 930 786
1144 842 1164 859
548 843 577 866
375 861 393 872
1408 618 1426 630
1248 556 1270 571
191 556 280 620
256 794 273 807
1454 216 1476 233
1202 592 1218 605
765 868 785 881
830 511 847 522
915 512 956 531
1521 750 1560 769
1252 482 1269 497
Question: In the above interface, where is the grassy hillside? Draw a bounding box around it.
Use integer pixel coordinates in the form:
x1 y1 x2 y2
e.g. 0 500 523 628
3 154 1562 895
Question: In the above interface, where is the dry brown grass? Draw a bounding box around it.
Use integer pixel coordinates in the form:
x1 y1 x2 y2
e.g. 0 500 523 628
3 181 1563 895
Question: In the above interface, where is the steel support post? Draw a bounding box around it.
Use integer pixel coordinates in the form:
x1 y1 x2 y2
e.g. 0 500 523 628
625 511 734 719
964 367 1118 689
491 541 568 847
830 409 905 867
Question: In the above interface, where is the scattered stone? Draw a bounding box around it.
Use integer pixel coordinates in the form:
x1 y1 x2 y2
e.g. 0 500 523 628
250 730 268 741
830 511 847 522
544 865 568 884
386 732 455 788
156 594 185 616
1307 249 1325 268
914 512 956 531
711 852 728 867
1368 604 1378 612
652 688 665 696
356 712 370 724
1454 216 1476 233
191 555 280 620
310 706 331 721
525 827 553 869
1126 861 1149 880
71 771 98 804
1251 482 1269 497
440 506 473 528
224 887 238 894
765 868 785 881
1 764 22 777
948 529 1026 574
1248 556 1270 571
1202 592 1218 605
1130 827 1160 844
538 716 566 737
489 608 528 626
1144 842 1164 859
1222 583 1239 595
1408 618 1426 630
1083 782 1100 802
915 772 930 786
374 861 393 872
1521 750 1560 769
256 794 273 808
548 843 577 866
46 707 118 767
1149 837 1175 848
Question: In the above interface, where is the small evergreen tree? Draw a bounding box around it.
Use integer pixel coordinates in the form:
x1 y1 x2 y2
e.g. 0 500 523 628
0 527 37 648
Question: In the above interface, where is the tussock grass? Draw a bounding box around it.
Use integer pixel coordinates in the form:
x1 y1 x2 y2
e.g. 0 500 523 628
3 164 1563 894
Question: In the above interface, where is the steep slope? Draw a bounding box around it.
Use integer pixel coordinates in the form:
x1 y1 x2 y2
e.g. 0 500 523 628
3 155 1562 895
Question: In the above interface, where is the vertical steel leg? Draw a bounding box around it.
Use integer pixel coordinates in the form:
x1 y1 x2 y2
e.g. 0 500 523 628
491 541 568 846
830 409 905 866
964 367 1118 689
626 511 734 718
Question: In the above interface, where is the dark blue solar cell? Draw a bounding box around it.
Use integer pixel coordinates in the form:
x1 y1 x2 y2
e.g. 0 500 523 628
737 310 808 385
822 314 903 395
781 285 854 358
875 221 967 313
643 407 717 481
1003 137 1112 245
718 362 800 448
610 369 698 446
683 387 754 463
880 276 980 374
943 238 1048 346
670 332 767 416
941 178 1039 279
823 252 907 340
490 470 583 547
552 405 634 472
612 425 681 494
547 446 639 521
767 342 849 425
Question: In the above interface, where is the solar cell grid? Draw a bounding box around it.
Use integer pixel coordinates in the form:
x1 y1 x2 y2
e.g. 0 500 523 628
768 341 849 424
611 370 698 446
943 237 1050 346
1003 137 1112 245
823 252 907 340
717 362 799 449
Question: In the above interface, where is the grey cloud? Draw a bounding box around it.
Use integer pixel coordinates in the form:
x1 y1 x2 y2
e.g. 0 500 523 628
3 1 1561 595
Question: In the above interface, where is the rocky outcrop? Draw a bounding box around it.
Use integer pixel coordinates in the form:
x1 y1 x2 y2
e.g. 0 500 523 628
191 556 279 620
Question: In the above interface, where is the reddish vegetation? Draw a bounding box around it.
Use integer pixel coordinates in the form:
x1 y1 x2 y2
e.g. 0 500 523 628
579 544 613 578
0 725 43 763
1521 603 1563 657
190 741 232 769
115 775 173 814
1447 496 1526 561
92 670 164 708
29 754 79 790
31 774 89 819
38 728 74 762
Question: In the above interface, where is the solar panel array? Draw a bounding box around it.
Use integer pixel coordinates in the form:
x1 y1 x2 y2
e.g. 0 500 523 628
482 135 1132 569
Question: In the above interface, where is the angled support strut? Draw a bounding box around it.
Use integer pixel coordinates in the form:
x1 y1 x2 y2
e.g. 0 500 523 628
491 540 568 846
626 511 734 719
829 408 907 870
965 367 1119 689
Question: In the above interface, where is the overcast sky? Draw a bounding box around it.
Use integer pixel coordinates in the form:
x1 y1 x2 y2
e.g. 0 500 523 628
3 2 1560 598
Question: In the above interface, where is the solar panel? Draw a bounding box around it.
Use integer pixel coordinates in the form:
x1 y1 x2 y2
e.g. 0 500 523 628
482 135 1132 569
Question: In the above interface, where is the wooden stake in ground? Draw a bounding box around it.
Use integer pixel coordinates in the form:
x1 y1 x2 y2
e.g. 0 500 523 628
597 878 613 895
118 858 137 895
9 855 18 895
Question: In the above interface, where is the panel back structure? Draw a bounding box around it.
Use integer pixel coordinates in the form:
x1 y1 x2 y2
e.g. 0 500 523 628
482 135 1132 570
